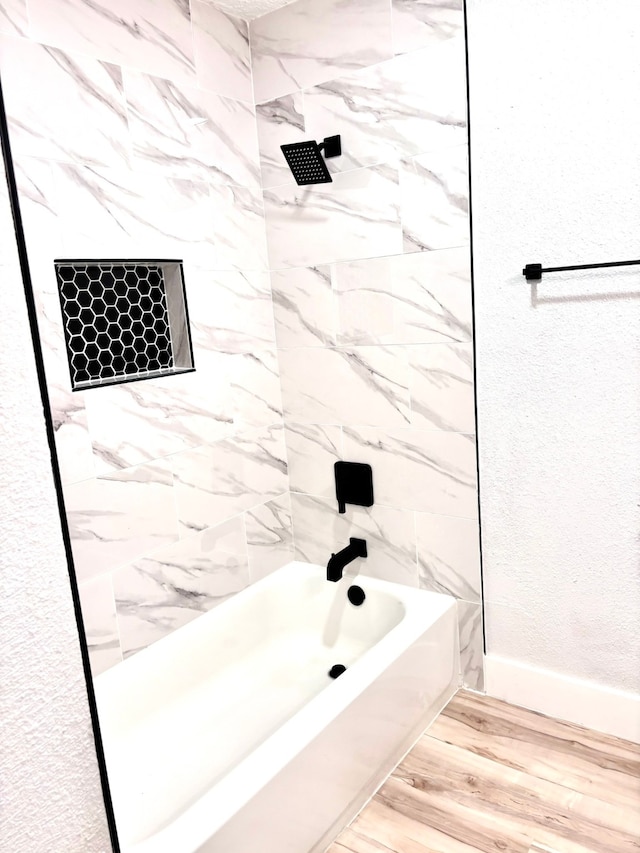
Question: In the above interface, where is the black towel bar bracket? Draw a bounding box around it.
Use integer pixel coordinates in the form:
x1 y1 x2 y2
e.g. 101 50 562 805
523 259 640 281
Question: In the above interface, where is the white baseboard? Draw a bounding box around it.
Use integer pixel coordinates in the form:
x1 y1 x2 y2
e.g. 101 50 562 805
484 654 640 743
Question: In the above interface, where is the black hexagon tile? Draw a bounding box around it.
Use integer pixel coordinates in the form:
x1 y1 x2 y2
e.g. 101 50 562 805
55 260 194 390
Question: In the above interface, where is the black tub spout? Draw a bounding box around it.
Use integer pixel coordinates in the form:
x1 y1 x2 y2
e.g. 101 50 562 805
327 538 367 582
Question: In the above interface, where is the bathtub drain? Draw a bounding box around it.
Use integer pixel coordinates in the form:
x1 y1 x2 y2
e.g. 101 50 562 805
328 664 347 679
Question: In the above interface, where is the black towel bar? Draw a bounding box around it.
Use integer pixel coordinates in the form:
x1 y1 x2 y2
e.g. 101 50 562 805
523 259 640 281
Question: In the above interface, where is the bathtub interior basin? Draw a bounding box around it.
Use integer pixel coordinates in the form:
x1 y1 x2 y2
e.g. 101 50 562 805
95 561 459 853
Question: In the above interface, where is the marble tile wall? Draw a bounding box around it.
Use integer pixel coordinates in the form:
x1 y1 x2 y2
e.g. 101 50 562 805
250 0 484 690
0 1 293 677
3 0 483 690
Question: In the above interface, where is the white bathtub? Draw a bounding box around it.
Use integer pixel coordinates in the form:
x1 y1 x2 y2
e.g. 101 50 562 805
95 561 459 853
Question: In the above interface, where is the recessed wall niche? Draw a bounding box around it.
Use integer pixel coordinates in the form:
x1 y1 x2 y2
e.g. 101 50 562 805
55 260 194 390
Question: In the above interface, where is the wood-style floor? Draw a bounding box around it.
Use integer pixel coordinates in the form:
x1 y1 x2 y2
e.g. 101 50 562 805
329 691 640 853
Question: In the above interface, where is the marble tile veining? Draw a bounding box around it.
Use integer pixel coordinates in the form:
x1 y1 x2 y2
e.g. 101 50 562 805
27 0 196 84
209 183 268 271
334 256 394 346
331 248 475 348
458 600 484 690
285 423 343 497
408 343 475 431
392 0 464 56
343 426 478 517
228 347 284 430
84 351 233 475
291 493 419 587
186 269 275 355
192 2 252 103
250 0 393 103
171 424 288 536
246 493 295 582
51 164 215 266
264 164 402 269
0 0 28 37
279 345 410 428
0 36 130 168
114 517 250 657
401 144 469 253
271 265 335 347
256 93 306 188
389 248 473 344
304 38 467 173
50 381 96 485
416 512 481 602
124 70 260 186
66 462 178 582
78 574 122 675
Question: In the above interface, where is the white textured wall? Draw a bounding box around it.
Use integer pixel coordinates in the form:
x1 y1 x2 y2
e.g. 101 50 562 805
468 0 640 693
0 175 111 851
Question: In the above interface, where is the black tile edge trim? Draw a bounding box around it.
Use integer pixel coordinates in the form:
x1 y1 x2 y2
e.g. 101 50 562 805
463 0 487 656
0 75 121 852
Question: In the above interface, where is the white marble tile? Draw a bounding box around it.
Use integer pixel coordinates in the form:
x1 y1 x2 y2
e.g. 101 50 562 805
392 0 464 55
333 256 394 346
84 350 233 474
65 462 178 582
285 423 343 497
401 144 469 252
192 2 252 103
246 493 294 582
291 493 419 587
123 70 259 186
114 516 250 657
78 575 122 675
53 164 264 271
279 345 411 428
271 265 335 347
51 384 97 485
12 158 97 485
458 600 484 690
13 157 62 296
264 164 402 269
416 512 481 602
256 93 306 188
209 183 268 270
228 347 283 429
28 0 196 84
0 0 28 36
171 424 288 536
51 164 216 268
304 38 467 173
343 426 478 517
186 269 275 355
32 284 95 487
331 248 474 346
0 35 130 169
250 0 393 103
409 342 475 431
389 248 473 344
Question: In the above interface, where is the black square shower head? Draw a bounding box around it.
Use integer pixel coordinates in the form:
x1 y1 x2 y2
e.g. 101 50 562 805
280 135 342 186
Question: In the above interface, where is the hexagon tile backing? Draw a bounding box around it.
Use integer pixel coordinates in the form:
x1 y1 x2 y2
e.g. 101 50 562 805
55 260 194 390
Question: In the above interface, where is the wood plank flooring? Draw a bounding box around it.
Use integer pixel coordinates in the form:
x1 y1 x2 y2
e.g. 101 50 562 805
329 691 640 853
